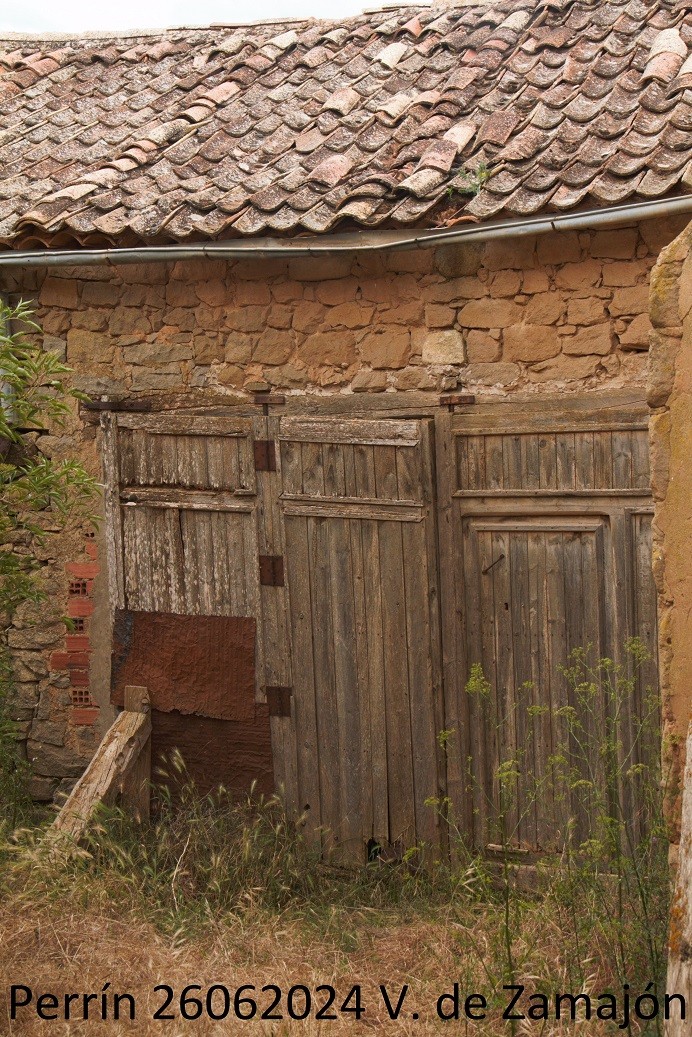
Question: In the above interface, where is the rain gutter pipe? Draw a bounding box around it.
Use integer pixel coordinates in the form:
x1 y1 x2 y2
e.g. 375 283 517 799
0 195 690 268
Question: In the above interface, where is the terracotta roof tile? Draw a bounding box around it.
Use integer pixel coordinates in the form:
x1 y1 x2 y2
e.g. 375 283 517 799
0 0 690 247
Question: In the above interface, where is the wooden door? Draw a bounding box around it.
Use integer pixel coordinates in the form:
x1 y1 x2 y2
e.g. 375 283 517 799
443 398 658 852
277 416 445 864
102 411 274 797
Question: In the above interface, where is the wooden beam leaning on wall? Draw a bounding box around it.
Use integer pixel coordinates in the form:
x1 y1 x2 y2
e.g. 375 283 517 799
50 686 151 845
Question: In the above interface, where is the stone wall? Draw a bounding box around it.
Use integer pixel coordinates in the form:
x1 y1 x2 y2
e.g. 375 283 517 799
3 509 104 802
0 213 687 797
648 218 692 849
2 217 687 403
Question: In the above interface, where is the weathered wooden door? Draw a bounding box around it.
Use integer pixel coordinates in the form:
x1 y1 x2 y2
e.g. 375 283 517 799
102 411 275 796
442 398 658 852
277 416 445 864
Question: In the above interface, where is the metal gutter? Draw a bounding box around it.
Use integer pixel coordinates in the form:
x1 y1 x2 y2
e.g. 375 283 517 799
0 195 690 268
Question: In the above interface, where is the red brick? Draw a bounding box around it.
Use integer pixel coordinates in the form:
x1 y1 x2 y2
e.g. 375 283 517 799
66 562 99 578
69 669 89 687
85 542 98 560
68 599 94 618
50 651 70 670
71 707 98 726
66 652 90 668
66 635 90 652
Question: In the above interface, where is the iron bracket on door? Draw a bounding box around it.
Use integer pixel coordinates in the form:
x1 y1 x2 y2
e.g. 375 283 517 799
254 440 277 471
259 554 285 587
266 686 292 717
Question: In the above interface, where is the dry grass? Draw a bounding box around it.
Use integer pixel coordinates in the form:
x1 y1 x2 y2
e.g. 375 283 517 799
0 778 668 1036
0 889 648 1036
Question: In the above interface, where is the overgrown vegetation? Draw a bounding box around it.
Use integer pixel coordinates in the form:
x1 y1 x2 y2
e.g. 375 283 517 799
447 162 492 197
0 642 669 1034
0 299 96 833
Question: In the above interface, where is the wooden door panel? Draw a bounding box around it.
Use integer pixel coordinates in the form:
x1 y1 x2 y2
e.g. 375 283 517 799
462 518 609 849
455 428 650 495
102 411 273 799
279 417 444 864
448 400 657 854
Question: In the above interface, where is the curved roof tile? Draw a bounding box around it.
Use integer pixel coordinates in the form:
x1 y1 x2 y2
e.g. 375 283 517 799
0 0 690 246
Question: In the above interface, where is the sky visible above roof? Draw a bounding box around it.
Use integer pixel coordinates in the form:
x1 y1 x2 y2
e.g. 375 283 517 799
0 0 368 34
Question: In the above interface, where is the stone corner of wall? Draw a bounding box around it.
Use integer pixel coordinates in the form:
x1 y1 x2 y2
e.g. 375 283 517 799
647 218 692 411
648 215 692 840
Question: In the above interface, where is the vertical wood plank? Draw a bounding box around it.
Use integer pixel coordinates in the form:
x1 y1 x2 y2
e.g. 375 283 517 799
562 529 588 842
545 531 568 851
101 413 126 610
328 517 363 864
159 435 178 487
631 429 651 490
612 430 633 488
521 433 539 492
556 432 575 490
402 520 439 852
593 431 613 490
284 515 322 845
353 443 376 498
477 527 499 848
323 442 346 498
574 432 595 491
509 531 534 848
309 516 340 858
374 445 398 500
379 518 416 848
342 444 358 499
538 433 557 490
350 518 373 847
301 442 324 496
279 439 303 497
164 508 186 613
527 532 553 849
491 529 519 844
455 434 469 492
360 519 389 846
485 435 503 491
436 412 466 846
466 434 485 491
502 435 523 491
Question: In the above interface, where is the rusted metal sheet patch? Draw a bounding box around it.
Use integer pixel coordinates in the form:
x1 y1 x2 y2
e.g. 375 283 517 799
111 610 256 722
151 707 273 799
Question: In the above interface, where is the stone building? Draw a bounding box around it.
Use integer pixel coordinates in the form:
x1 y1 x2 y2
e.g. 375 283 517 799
0 0 691 858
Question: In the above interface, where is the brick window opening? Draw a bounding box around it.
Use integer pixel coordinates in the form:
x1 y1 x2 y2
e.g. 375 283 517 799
69 579 89 596
71 686 93 707
84 529 95 539
71 617 86 633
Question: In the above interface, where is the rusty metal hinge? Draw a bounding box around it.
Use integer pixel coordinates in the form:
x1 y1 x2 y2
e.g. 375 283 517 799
259 554 284 587
439 392 476 410
266 686 292 717
253 439 277 472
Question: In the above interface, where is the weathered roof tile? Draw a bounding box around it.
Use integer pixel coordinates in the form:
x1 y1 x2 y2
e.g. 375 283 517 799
0 0 689 247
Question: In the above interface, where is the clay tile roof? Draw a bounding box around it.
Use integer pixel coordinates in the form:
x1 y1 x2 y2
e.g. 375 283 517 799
0 0 691 248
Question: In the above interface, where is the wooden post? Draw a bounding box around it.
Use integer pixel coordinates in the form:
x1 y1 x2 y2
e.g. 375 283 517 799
120 685 151 822
666 720 692 1036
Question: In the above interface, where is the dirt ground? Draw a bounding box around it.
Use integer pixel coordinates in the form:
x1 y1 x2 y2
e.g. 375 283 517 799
0 896 650 1036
